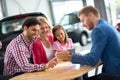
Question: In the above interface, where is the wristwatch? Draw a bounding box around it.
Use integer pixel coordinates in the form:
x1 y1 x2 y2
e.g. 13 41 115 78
40 64 46 71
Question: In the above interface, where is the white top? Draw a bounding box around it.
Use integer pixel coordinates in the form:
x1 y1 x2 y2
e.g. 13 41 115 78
42 42 54 61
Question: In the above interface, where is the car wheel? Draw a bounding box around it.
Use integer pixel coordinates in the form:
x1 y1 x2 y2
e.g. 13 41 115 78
79 33 88 46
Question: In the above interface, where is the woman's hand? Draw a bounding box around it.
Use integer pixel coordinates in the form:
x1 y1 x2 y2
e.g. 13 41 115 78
45 57 57 69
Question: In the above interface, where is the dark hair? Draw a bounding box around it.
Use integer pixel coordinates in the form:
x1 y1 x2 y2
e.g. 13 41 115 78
22 17 41 28
52 24 68 43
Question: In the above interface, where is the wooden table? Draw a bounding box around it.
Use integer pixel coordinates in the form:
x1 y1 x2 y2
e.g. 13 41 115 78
10 61 102 80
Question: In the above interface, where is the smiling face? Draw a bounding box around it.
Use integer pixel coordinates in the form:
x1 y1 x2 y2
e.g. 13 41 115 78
24 24 40 41
78 6 100 30
54 29 66 44
39 22 49 37
79 14 94 30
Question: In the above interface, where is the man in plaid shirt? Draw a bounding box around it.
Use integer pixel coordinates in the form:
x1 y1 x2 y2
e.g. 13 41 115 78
3 17 56 78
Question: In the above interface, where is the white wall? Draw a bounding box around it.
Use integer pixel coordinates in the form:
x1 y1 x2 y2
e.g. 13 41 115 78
5 0 52 23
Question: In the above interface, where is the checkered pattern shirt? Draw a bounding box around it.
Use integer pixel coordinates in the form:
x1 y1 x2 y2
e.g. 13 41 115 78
3 33 45 75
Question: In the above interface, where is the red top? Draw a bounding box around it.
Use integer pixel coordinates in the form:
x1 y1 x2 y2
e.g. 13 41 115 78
32 35 54 64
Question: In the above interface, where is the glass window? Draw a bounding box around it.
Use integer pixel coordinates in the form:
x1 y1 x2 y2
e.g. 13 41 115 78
60 15 69 26
69 14 80 24
1 18 23 34
60 12 80 26
86 0 94 6
109 0 120 26
0 1 3 18
50 0 83 24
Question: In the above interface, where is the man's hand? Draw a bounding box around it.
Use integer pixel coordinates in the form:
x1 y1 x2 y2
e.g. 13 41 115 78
55 50 71 61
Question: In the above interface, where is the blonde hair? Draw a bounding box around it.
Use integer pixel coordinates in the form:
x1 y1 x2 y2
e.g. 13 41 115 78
78 6 100 18
37 16 52 34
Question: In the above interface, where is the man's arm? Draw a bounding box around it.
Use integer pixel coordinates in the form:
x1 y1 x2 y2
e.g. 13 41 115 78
12 42 45 72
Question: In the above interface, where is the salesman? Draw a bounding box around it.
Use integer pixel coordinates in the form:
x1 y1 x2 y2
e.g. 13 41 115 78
55 6 120 80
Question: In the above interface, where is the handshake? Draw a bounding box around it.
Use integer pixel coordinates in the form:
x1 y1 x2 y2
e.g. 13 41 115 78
45 50 72 70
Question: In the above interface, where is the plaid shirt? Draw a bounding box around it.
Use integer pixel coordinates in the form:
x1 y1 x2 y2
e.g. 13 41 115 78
3 33 45 75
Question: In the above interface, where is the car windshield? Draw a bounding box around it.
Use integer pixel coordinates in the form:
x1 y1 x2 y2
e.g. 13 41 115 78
60 13 80 26
1 18 24 34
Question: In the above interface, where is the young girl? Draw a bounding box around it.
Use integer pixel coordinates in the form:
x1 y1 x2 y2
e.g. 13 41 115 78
52 24 80 80
52 24 74 51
